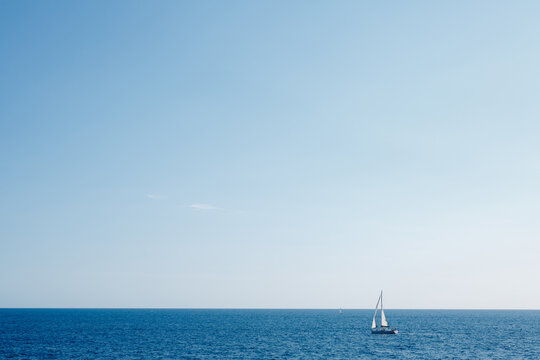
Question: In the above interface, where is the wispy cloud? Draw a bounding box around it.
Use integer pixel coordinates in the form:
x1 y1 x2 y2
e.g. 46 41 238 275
146 194 165 200
190 204 218 210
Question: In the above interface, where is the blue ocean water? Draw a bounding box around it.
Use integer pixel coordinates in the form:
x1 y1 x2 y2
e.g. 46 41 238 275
1 309 539 359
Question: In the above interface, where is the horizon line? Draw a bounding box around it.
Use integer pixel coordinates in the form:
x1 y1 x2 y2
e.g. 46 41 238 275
1 307 539 311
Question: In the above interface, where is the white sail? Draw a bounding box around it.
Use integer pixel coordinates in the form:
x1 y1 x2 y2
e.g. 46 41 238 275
371 292 381 328
381 309 388 327
380 291 388 327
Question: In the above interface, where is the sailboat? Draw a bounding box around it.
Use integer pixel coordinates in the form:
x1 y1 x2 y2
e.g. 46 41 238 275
371 291 398 334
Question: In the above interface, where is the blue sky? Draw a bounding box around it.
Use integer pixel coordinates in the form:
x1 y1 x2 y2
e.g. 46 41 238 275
2 1 540 308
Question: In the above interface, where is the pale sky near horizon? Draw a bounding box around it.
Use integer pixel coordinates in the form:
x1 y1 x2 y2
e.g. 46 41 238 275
2 1 540 309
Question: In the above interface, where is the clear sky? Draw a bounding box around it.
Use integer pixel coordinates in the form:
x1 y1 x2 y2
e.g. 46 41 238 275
1 1 540 309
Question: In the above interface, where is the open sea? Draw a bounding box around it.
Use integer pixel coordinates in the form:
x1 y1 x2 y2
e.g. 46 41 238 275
1 309 539 359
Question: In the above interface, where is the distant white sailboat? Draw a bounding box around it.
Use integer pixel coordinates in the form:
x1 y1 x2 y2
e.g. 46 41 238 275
339 308 343 315
371 291 398 334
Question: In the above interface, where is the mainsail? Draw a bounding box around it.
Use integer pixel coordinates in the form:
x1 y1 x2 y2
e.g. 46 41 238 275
380 291 388 327
381 309 388 327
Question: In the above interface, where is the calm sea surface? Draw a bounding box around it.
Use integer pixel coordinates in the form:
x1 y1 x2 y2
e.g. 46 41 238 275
1 309 539 359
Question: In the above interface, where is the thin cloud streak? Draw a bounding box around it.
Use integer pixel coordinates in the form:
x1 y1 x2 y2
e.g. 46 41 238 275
190 204 218 210
146 194 165 200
